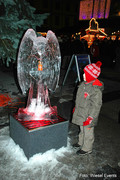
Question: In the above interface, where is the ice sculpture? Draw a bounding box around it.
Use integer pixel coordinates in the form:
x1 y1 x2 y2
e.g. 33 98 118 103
16 29 61 127
17 29 61 94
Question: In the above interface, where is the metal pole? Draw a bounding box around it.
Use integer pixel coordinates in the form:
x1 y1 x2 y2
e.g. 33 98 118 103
62 54 75 86
75 55 81 82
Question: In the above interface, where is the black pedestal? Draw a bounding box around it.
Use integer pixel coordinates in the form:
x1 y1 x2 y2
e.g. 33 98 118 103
10 115 69 159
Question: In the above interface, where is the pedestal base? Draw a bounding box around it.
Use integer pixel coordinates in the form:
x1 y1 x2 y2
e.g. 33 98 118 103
10 115 69 159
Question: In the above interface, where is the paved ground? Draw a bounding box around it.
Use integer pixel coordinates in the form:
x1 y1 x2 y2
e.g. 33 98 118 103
0 66 120 179
50 67 120 177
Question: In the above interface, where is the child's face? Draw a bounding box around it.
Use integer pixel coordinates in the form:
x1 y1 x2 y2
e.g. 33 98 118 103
83 73 86 81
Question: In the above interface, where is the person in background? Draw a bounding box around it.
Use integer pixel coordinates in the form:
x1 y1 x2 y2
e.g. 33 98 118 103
90 40 100 63
72 61 104 155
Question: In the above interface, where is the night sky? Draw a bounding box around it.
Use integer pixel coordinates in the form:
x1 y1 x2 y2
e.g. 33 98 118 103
27 0 120 17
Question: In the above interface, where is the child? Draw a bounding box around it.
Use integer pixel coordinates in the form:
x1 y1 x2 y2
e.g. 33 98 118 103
72 61 104 155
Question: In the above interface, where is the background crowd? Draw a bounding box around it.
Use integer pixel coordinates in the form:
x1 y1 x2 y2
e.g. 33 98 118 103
59 37 120 70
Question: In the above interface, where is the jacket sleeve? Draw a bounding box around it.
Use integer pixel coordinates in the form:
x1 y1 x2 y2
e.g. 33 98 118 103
88 88 102 127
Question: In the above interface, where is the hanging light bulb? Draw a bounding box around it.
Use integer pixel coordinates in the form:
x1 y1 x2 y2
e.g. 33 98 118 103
38 60 43 71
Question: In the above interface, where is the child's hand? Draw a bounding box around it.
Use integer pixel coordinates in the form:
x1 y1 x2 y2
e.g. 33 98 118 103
83 116 93 126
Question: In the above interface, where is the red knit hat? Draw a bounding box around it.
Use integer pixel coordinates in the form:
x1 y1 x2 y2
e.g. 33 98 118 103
84 61 102 82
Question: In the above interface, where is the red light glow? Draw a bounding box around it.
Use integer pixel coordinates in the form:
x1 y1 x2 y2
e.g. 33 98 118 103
14 113 66 130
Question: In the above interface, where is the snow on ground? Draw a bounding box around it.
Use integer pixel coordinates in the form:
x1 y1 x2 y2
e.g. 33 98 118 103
0 123 120 180
0 127 79 180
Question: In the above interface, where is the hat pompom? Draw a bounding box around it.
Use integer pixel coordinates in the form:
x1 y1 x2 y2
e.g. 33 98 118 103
96 61 102 67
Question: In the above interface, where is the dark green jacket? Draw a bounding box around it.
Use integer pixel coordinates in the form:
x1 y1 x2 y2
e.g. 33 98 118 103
72 79 104 127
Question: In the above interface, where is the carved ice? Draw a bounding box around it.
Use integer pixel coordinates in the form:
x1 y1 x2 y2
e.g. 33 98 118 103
17 29 61 123
17 29 61 94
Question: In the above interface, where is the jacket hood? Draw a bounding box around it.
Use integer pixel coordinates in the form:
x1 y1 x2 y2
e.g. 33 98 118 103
92 79 104 91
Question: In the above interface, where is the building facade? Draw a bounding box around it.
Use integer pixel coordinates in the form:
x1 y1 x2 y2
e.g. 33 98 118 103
79 0 111 20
